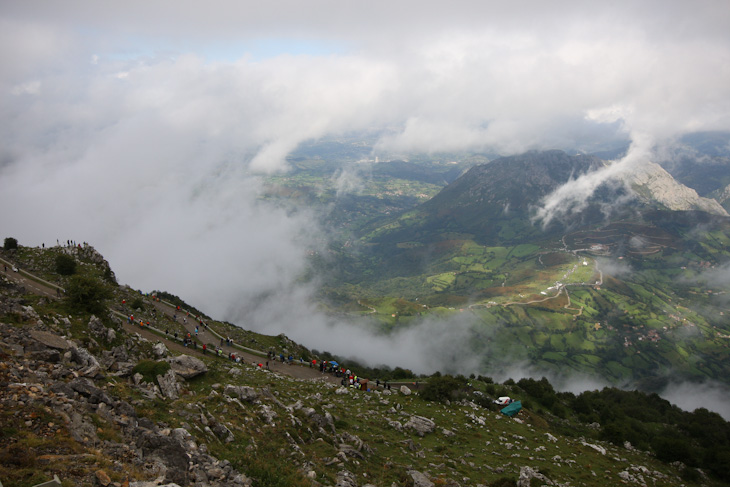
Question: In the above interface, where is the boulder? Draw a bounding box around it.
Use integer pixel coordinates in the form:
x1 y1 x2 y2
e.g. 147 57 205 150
400 385 412 395
135 430 188 485
335 469 358 487
153 342 169 358
516 465 554 487
224 385 259 402
29 330 71 350
408 470 435 487
581 441 606 455
157 369 181 400
68 377 113 404
95 469 111 486
70 346 102 377
88 315 108 339
404 415 436 437
169 354 208 379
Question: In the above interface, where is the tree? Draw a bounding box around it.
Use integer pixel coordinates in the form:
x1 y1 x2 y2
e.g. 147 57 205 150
420 375 468 403
3 237 18 250
65 275 112 314
55 254 77 276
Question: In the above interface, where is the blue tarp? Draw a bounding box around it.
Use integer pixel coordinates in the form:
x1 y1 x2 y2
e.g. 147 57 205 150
329 361 339 367
500 400 522 417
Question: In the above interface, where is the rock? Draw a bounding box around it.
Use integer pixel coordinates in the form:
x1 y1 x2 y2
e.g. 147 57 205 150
404 415 436 437
335 469 358 487
400 385 412 395
516 466 554 487
408 470 434 487
68 377 113 404
88 315 108 340
156 369 181 400
388 420 403 431
335 386 350 395
70 346 102 377
581 441 606 455
153 342 168 358
224 385 259 402
545 432 558 443
135 430 188 485
95 469 112 486
29 330 71 350
310 411 336 434
210 421 235 443
29 348 61 363
168 354 208 379
22 305 41 323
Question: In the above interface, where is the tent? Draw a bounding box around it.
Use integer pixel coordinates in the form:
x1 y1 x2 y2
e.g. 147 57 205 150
500 400 522 417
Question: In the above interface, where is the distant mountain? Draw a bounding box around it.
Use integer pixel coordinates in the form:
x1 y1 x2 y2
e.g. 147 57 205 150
362 150 728 252
362 151 615 249
323 150 730 388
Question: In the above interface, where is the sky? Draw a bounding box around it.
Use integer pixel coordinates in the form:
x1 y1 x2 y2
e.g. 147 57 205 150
2 1 730 396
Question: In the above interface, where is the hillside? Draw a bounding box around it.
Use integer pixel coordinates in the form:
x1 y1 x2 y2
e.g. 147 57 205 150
2 242 730 487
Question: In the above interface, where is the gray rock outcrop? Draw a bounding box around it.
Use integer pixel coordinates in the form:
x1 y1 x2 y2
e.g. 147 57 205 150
405 415 436 437
168 354 208 379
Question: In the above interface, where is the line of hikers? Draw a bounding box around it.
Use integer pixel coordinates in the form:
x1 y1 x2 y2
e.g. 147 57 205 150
127 299 386 390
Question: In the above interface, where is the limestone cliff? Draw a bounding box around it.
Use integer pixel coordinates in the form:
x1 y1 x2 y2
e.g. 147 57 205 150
622 161 729 216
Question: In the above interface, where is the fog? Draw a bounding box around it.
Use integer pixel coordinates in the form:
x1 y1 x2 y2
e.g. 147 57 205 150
2 1 730 414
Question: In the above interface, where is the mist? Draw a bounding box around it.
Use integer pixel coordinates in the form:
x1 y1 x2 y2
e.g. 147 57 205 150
2 1 730 417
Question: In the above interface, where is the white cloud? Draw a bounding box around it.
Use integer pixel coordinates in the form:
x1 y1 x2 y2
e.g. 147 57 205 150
1 0 730 380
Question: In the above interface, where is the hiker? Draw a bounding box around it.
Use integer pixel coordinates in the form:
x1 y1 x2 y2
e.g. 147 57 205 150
203 344 207 354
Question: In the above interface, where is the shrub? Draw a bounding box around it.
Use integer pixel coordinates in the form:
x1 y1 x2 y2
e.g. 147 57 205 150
420 375 468 403
653 436 695 465
65 274 113 314
55 254 77 275
132 360 171 385
3 237 18 250
129 297 145 311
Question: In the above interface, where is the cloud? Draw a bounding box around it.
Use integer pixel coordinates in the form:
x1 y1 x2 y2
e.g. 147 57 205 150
226 284 486 375
332 166 364 198
532 133 655 226
660 380 730 421
595 257 633 278
1 0 730 395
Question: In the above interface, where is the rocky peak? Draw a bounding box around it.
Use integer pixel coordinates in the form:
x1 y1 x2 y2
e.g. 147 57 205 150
621 161 729 216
